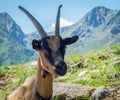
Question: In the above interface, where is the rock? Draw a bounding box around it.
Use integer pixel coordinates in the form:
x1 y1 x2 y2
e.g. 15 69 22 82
0 81 6 86
110 50 120 55
91 86 110 100
105 84 120 100
0 73 5 77
78 70 88 77
65 60 75 67
114 60 120 66
53 83 93 100
96 54 107 60
70 61 84 68
53 94 66 100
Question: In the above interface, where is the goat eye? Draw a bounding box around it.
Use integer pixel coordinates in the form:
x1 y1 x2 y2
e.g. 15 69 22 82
41 44 47 50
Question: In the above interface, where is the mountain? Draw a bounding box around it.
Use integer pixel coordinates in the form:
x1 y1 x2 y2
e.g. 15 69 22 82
24 31 40 49
58 6 120 54
0 12 25 45
0 12 35 66
27 6 120 54
0 6 120 66
0 37 34 66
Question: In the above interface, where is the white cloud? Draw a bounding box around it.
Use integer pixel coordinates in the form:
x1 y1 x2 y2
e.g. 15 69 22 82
60 17 74 27
48 17 74 32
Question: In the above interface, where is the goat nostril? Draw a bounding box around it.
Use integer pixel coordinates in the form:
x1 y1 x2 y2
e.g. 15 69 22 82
60 61 66 66
55 61 67 76
55 61 66 69
58 61 65 65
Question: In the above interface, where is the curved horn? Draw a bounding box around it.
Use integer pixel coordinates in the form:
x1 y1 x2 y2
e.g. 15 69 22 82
19 6 47 38
55 5 62 36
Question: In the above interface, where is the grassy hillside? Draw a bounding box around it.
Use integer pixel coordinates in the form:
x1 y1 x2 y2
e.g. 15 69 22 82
59 45 120 86
0 45 120 100
0 37 36 66
0 63 36 99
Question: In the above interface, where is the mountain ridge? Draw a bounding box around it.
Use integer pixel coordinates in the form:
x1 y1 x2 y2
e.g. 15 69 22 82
0 12 36 66
0 12 25 45
0 6 120 66
61 6 120 54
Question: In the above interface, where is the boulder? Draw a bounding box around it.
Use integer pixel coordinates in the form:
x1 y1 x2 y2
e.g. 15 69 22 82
90 86 110 100
53 83 93 100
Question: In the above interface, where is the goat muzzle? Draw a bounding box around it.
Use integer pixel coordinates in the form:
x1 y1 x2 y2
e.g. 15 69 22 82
54 61 67 76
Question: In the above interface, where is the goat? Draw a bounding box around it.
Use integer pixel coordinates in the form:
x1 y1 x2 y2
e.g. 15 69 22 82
5 5 78 100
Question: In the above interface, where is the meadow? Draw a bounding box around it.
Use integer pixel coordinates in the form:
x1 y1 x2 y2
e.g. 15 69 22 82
0 45 120 100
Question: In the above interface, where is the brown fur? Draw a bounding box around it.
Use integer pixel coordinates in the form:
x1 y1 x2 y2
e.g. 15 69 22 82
6 62 53 100
7 5 78 100
6 35 78 100
6 37 59 100
47 36 60 51
6 76 36 100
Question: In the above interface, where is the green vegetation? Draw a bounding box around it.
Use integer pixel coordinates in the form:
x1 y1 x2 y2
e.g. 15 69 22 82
0 63 36 100
0 45 120 100
57 45 120 87
0 37 36 66
1 6 120 66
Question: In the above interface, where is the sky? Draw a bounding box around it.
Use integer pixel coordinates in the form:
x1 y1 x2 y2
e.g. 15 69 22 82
0 0 120 33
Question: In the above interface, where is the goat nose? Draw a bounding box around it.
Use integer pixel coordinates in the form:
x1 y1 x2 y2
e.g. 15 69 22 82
55 61 67 76
55 60 65 65
55 61 66 69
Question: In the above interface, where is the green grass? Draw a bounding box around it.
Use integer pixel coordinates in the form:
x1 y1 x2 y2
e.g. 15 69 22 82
0 45 120 100
59 45 120 87
0 63 36 100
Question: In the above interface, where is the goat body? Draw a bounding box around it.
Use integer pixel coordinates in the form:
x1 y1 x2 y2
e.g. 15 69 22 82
7 76 36 100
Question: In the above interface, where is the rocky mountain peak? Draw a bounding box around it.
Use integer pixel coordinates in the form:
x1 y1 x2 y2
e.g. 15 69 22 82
84 6 111 27
0 12 13 33
0 12 10 17
94 6 110 15
0 12 25 45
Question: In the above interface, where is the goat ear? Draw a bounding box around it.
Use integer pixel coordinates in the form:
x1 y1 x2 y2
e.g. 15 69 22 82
32 39 41 50
63 36 79 45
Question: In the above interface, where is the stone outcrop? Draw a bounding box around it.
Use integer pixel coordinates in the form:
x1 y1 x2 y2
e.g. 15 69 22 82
52 83 120 100
52 83 93 100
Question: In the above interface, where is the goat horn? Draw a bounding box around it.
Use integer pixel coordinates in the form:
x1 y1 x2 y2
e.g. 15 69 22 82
19 6 47 38
55 5 62 36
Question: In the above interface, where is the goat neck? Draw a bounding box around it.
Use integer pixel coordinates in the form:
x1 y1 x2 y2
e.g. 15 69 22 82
35 54 53 99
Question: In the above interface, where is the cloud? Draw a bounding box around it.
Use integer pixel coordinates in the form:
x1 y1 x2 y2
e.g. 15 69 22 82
48 17 74 32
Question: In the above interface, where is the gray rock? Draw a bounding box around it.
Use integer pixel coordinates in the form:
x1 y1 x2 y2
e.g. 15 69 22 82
0 81 6 86
91 86 110 100
53 83 93 100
